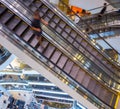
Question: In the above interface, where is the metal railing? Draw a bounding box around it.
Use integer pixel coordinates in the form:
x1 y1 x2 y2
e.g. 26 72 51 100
88 2 120 13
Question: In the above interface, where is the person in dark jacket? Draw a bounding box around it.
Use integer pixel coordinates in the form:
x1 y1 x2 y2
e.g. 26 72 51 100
31 10 48 46
98 3 107 17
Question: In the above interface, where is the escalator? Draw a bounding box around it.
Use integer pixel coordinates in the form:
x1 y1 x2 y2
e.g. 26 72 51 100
1 2 119 87
0 3 118 109
2 0 120 91
3 0 120 91
76 8 120 55
79 11 120 61
1 0 120 90
53 0 120 65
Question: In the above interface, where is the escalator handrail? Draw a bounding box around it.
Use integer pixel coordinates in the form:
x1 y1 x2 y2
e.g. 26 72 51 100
58 0 120 65
87 2 120 13
4 0 120 88
80 10 120 24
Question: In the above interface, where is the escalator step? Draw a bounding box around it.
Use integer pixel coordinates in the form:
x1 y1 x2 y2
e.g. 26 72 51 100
99 88 107 100
64 26 72 33
70 65 79 78
29 4 37 12
41 5 48 13
37 41 49 53
34 0 42 8
44 45 55 58
56 27 62 33
71 31 77 38
76 70 85 83
53 16 60 24
81 74 91 88
14 22 28 36
73 41 79 48
93 83 101 96
22 29 34 42
59 21 66 28
64 60 74 73
57 55 68 69
61 31 68 39
87 79 97 92
30 36 39 47
0 4 6 15
67 37 74 43
6 16 21 30
76 36 82 43
81 40 88 48
49 22 56 28
0 10 14 24
47 10 54 19
50 50 62 64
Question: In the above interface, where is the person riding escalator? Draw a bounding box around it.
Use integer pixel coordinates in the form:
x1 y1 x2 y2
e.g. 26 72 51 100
31 10 48 47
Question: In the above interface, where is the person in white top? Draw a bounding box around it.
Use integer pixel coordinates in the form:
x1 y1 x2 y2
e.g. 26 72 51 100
74 11 80 24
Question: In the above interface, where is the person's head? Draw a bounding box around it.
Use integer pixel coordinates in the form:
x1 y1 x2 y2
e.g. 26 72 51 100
33 10 40 19
104 3 107 6
76 11 79 14
82 9 86 14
